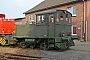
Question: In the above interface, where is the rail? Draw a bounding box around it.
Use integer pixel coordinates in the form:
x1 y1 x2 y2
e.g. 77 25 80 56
0 52 42 60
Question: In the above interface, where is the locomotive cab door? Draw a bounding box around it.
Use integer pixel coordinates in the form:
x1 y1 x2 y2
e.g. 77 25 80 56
47 14 55 38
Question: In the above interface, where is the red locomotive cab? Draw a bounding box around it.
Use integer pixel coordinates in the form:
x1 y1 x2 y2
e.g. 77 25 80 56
0 14 15 35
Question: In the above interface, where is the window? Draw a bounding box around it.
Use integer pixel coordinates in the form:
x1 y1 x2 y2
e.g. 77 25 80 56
56 13 64 22
37 16 41 23
41 15 45 23
30 14 34 22
67 6 76 16
56 14 59 22
0 16 2 20
36 15 46 23
57 13 63 22
0 16 2 18
73 26 76 34
66 14 71 23
59 13 64 20
49 14 54 23
72 26 77 35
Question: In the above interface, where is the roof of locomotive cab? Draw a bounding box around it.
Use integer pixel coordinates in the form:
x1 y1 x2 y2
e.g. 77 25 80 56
0 14 5 17
36 10 72 15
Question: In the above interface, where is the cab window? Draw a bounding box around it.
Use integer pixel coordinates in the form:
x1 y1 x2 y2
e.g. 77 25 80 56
0 16 2 20
59 13 64 21
66 14 71 23
37 16 41 23
49 14 54 23
56 13 64 23
36 15 46 23
41 15 45 23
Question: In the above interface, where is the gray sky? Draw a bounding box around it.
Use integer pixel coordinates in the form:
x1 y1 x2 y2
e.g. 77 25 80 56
0 0 44 18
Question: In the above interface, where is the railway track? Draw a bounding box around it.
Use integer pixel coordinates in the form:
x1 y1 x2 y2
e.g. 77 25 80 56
0 52 42 60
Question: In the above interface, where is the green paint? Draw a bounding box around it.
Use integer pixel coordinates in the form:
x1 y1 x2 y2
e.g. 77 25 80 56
55 42 67 50
25 39 35 44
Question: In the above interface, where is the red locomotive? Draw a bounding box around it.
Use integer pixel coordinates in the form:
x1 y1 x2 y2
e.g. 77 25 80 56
0 14 15 45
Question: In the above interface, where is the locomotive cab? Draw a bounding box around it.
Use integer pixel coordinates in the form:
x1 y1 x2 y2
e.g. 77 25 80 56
35 10 72 38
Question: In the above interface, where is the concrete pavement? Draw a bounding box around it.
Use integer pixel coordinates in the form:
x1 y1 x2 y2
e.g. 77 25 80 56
70 40 90 52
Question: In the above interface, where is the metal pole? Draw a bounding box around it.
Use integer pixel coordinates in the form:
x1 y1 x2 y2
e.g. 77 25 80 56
81 17 83 41
85 21 88 42
83 0 86 41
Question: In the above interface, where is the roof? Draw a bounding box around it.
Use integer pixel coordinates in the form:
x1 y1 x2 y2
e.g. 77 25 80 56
23 0 81 14
15 17 25 20
0 14 5 17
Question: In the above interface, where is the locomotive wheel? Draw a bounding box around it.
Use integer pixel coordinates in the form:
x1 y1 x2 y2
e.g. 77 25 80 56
61 41 70 50
30 45 34 49
30 44 35 49
66 42 70 49
40 43 48 50
19 42 28 48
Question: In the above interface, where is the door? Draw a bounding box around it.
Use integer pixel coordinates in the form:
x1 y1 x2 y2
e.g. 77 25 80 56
47 14 55 38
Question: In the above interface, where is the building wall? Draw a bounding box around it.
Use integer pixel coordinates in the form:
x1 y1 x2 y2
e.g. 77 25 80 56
86 0 90 41
15 18 26 25
25 1 90 41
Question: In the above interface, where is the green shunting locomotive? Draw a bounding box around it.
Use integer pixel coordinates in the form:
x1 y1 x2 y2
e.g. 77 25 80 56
12 10 75 50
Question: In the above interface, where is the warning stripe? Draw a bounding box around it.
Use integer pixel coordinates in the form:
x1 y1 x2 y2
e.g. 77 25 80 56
0 38 6 45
